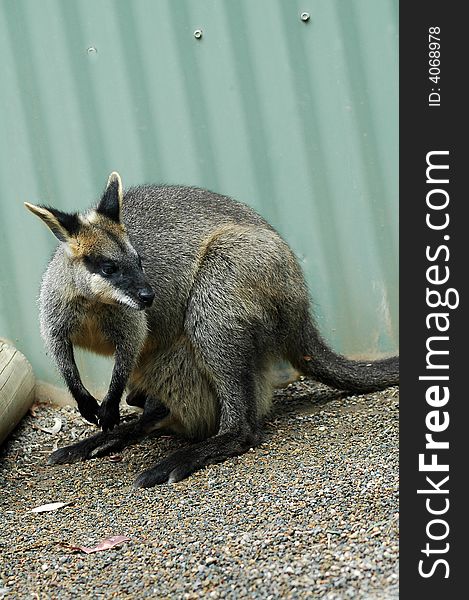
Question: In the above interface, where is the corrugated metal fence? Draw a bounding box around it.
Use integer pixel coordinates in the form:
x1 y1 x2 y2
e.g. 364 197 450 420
0 0 398 390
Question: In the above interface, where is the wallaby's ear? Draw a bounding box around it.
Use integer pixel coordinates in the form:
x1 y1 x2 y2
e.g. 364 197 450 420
97 171 123 223
24 203 80 242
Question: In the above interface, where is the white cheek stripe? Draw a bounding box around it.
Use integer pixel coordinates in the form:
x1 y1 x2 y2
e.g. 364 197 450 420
90 274 140 309
111 288 140 309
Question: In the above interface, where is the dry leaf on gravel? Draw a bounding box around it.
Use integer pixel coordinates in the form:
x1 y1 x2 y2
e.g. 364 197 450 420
33 417 63 435
30 501 73 513
70 536 130 554
29 403 41 417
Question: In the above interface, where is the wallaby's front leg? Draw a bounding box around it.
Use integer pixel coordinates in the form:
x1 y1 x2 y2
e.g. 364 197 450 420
51 339 100 425
97 313 147 432
97 348 133 432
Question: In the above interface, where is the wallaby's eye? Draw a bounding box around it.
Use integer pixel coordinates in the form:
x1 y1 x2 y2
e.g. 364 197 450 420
137 255 143 269
101 262 118 276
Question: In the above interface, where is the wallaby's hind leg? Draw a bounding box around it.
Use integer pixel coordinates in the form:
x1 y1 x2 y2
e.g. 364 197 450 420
133 362 263 486
134 369 262 487
134 258 266 487
49 399 171 465
126 388 147 409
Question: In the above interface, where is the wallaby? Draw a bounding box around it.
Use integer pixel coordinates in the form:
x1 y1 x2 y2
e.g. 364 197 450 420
25 172 399 487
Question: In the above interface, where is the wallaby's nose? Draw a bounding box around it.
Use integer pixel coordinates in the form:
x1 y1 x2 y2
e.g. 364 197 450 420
138 288 155 307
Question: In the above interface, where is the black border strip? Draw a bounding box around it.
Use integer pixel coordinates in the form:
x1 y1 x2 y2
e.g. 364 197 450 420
400 2 465 596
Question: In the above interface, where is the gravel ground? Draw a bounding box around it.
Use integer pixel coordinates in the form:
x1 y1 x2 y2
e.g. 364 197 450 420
0 380 399 599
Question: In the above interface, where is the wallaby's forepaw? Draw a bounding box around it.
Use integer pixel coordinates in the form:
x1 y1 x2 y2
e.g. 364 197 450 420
77 395 100 426
97 401 120 432
133 448 199 487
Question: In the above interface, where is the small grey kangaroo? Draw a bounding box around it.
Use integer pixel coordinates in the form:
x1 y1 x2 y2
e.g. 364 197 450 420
25 172 399 487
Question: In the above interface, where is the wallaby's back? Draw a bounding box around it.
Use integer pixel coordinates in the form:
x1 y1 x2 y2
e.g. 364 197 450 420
122 185 304 343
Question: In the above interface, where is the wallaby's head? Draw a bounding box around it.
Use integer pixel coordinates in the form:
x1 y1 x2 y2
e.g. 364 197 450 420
25 172 155 311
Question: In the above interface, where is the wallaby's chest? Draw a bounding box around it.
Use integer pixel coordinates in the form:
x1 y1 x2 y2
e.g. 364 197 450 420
70 312 115 356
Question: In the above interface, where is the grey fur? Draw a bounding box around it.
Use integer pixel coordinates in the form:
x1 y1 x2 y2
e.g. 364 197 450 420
27 173 399 486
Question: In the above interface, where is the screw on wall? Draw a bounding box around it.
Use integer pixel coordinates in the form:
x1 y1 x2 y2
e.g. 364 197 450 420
86 46 98 62
193 29 203 39
300 12 310 22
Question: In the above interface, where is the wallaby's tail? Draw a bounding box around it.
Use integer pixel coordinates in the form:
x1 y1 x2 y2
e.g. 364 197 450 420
289 317 399 393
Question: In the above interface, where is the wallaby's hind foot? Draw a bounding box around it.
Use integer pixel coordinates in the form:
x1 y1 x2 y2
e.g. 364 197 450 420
134 429 261 488
49 419 144 464
49 402 171 465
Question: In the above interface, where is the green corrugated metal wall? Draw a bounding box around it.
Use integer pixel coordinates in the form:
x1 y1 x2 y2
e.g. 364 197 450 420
0 0 398 391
